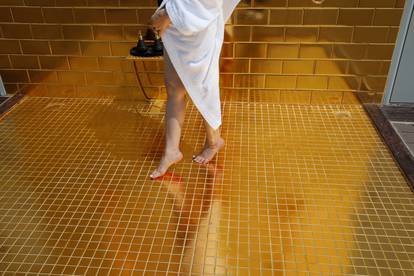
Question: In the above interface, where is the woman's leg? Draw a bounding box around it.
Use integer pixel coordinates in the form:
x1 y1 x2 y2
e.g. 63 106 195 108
193 120 225 164
150 52 186 179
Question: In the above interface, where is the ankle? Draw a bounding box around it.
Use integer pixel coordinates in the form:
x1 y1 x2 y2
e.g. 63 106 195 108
206 137 224 148
165 148 181 156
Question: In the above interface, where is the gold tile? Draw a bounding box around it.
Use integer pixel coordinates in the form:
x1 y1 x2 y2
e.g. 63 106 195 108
11 7 43 23
315 60 347 74
57 71 86 85
0 55 11 68
39 56 70 70
319 26 353 42
333 44 366 59
251 59 282 74
3 83 19 94
235 43 267 58
289 0 359 7
62 25 93 40
28 70 58 83
395 0 405 8
110 42 134 56
105 8 138 24
338 8 374 25
123 25 143 41
25 0 55 5
20 40 51 55
74 84 144 99
88 0 118 6
0 69 29 83
311 91 343 104
220 59 249 73
10 55 39 69
297 76 328 89
1 23 32 39
0 7 13 22
348 61 382 75
220 73 233 88
225 26 251 42
269 9 303 25
147 72 164 86
249 89 280 102
31 24 63 39
359 0 397 7
328 76 361 90
137 8 154 24
265 75 296 89
114 72 138 85
46 84 76 96
268 44 300 58
80 41 111 56
234 74 265 88
299 44 332 58
43 7 75 23
388 27 400 43
380 61 391 75
93 25 123 40
50 41 81 55
353 27 390 43
252 26 284 42
254 0 287 7
362 76 388 92
100 57 134 72
303 8 339 25
283 60 314 74
86 71 114 85
54 0 87 7
0 1 403 103
285 27 318 42
280 90 311 103
236 9 268 25
73 8 106 23
68 56 99 70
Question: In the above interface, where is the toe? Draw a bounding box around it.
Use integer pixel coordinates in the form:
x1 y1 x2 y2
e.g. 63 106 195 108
150 169 162 179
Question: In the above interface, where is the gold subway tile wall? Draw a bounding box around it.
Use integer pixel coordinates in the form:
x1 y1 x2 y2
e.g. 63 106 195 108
0 0 406 103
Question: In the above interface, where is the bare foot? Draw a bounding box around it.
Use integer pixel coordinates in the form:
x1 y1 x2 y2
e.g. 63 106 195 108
150 150 183 179
193 137 225 164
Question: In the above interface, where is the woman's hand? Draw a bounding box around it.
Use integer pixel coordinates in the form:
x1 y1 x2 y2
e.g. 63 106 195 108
150 9 171 36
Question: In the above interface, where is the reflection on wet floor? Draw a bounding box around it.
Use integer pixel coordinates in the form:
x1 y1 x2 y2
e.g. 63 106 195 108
0 97 413 275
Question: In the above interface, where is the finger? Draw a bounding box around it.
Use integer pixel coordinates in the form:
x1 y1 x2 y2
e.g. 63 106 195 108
150 20 158 28
152 21 161 28
150 14 157 23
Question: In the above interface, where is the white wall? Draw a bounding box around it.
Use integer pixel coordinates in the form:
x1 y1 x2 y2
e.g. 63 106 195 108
0 75 6 96
384 0 414 104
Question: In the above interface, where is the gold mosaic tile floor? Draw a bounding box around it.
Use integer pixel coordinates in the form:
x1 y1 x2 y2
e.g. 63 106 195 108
0 97 413 276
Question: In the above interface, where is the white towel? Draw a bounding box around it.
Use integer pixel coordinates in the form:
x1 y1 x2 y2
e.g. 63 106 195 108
157 0 240 130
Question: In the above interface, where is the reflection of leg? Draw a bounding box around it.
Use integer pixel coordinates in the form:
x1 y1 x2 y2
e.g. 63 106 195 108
150 52 186 179
180 200 223 275
193 120 225 164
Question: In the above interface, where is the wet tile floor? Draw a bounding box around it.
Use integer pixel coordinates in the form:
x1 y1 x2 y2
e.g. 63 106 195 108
0 97 413 276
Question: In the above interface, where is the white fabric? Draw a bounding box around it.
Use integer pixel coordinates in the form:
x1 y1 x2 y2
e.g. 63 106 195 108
157 0 240 130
